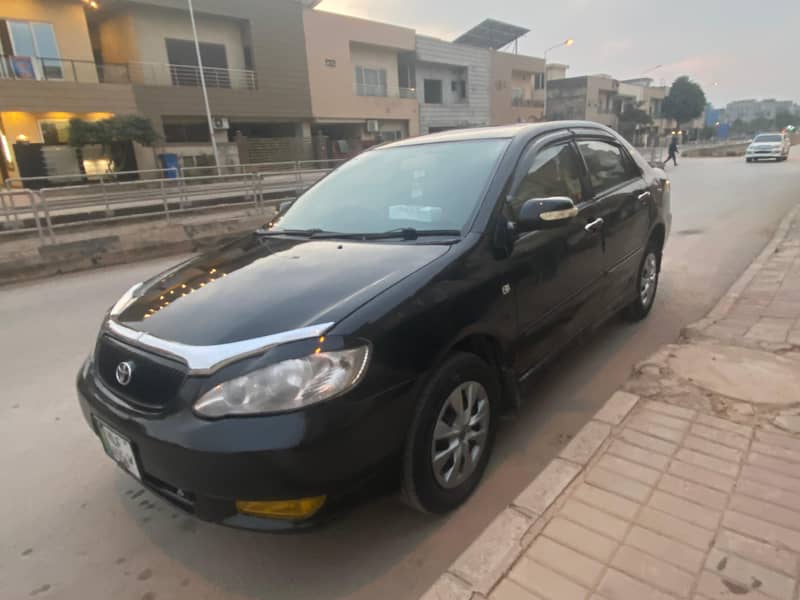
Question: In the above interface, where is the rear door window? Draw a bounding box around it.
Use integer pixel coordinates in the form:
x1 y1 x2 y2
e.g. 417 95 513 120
577 140 637 194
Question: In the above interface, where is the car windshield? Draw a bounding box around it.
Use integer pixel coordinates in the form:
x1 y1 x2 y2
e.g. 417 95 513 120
274 139 509 235
754 134 782 143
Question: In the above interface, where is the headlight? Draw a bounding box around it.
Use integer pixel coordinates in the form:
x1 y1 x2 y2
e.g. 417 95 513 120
194 345 370 417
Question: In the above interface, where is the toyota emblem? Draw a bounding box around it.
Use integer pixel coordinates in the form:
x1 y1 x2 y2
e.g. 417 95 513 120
115 361 135 386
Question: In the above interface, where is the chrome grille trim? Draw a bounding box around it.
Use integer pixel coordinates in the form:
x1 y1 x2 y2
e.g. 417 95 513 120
104 320 335 375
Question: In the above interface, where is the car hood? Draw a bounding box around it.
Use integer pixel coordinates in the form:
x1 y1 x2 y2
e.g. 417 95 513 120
113 234 450 346
749 142 781 149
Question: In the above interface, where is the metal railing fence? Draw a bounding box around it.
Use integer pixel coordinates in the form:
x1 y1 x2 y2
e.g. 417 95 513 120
1 162 343 244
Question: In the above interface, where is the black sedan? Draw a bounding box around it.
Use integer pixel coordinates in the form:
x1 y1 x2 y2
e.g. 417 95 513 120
77 121 671 530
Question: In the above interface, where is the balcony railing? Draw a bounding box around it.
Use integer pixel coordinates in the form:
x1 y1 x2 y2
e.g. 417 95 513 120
354 83 418 100
355 82 388 97
128 62 257 90
0 54 118 83
0 55 257 90
512 97 544 108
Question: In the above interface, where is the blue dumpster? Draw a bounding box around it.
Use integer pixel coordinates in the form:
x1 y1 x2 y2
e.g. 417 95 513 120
159 153 180 179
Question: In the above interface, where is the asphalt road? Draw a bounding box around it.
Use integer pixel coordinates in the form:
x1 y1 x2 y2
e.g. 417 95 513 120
2 153 799 600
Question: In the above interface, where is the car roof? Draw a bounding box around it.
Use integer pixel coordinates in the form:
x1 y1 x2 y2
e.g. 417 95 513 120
754 132 785 137
381 121 616 149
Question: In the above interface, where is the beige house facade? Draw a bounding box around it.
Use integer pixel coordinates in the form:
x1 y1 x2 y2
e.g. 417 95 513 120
0 0 138 180
490 51 546 125
546 75 620 128
302 8 419 150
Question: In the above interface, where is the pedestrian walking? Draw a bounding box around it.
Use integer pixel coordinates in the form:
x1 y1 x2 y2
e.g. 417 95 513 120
665 135 679 167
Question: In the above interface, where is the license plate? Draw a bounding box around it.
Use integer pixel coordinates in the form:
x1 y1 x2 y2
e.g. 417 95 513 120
97 420 141 481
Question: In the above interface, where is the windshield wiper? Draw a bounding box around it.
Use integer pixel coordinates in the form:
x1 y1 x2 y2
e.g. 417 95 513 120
255 228 324 237
313 228 462 241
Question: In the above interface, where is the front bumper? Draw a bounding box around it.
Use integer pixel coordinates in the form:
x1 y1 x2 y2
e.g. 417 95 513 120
77 364 414 531
747 149 784 158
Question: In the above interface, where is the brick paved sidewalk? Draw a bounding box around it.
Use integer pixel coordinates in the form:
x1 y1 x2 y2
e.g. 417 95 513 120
423 204 800 600
688 203 800 348
502 397 798 600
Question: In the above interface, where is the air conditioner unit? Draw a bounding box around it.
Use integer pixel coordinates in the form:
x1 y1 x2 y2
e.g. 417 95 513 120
366 119 380 133
212 117 230 130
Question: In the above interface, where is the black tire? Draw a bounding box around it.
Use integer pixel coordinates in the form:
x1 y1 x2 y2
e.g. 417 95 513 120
623 240 661 322
746 158 752 163
402 352 499 514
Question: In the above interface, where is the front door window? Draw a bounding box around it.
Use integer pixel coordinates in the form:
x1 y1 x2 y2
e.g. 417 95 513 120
509 142 584 216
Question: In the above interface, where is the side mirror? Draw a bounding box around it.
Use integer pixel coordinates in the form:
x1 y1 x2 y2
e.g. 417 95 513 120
278 199 295 214
516 197 578 232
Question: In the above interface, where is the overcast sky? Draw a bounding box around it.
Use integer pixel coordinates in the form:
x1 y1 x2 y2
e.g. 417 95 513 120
318 0 798 106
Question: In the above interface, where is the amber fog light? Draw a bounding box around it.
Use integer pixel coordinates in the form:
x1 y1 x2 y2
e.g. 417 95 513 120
235 496 326 520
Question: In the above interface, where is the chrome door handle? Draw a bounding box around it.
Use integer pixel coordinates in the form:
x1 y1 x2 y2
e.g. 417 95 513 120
638 191 652 202
585 218 604 233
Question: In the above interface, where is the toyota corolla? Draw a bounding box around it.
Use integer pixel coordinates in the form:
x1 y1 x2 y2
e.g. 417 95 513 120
77 121 670 531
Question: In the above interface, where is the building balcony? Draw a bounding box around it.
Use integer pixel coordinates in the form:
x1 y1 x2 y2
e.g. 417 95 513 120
0 54 116 84
512 97 544 107
0 55 257 90
354 83 419 100
129 62 257 90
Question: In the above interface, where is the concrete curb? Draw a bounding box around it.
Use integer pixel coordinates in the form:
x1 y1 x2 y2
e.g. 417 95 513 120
421 391 640 600
682 202 800 338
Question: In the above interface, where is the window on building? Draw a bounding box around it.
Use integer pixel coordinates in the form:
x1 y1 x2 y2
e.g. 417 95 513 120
39 119 70 145
379 130 403 142
424 79 443 104
451 79 467 100
165 38 230 88
163 120 211 143
534 72 545 90
0 20 62 80
354 66 387 97
512 88 523 106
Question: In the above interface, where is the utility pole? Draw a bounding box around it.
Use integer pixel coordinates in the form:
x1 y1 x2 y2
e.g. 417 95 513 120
542 39 573 120
187 0 221 174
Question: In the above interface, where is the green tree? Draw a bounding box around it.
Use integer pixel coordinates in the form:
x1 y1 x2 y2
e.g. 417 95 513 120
68 115 159 172
617 103 652 143
662 76 706 130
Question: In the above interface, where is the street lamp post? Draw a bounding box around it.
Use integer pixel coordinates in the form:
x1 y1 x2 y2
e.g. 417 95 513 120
542 38 573 119
187 0 221 174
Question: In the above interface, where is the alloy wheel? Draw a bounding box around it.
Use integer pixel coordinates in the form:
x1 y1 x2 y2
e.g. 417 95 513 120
431 381 490 489
640 252 658 308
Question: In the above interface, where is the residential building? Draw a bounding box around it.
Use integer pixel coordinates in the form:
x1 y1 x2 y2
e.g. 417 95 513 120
89 0 317 168
451 19 546 126
489 50 545 124
726 99 760 123
726 98 795 122
0 0 138 182
414 36 490 134
545 63 568 82
302 9 418 158
545 74 619 128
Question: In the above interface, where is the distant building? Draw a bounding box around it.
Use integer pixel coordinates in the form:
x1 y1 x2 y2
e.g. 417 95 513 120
453 19 555 127
545 74 619 129
302 9 419 156
726 98 796 122
413 36 491 134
